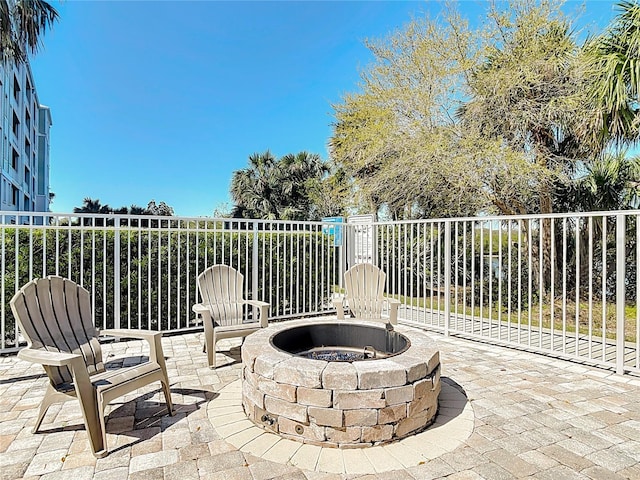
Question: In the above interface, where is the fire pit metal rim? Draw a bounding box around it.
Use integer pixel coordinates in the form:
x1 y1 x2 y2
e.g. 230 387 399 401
268 321 412 361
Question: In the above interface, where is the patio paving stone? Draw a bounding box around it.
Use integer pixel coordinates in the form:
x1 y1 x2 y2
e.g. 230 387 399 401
0 324 638 479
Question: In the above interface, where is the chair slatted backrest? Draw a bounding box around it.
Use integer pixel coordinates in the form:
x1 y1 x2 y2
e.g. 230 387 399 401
10 276 105 386
344 263 386 319
197 265 246 327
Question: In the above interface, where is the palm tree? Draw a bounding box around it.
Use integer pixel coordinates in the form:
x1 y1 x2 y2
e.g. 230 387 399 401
73 197 110 214
571 152 640 211
0 0 58 62
230 151 330 221
73 197 111 226
584 1 640 147
230 151 281 219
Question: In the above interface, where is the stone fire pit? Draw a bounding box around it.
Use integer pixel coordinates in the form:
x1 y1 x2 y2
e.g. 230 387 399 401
241 319 440 448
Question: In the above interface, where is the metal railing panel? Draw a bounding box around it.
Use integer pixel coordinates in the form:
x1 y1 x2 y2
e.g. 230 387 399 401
0 210 638 375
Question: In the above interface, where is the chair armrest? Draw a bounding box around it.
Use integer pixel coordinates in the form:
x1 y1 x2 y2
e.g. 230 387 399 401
101 328 162 343
244 299 269 308
192 304 209 315
245 299 270 328
18 348 81 367
100 329 166 367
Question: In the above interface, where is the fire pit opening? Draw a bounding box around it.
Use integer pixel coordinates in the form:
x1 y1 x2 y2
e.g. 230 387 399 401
270 323 410 361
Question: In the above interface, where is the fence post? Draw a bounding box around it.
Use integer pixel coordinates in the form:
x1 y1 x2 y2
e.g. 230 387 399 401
616 214 626 375
252 221 259 301
444 220 451 337
114 217 121 331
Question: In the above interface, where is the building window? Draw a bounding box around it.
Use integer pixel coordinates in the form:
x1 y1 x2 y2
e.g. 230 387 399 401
12 111 19 137
24 165 29 182
25 109 30 131
11 185 18 205
25 137 30 158
12 147 19 170
13 75 20 103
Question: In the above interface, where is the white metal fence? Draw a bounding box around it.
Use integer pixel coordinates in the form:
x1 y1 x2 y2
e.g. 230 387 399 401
1 210 638 375
366 212 639 376
0 213 342 352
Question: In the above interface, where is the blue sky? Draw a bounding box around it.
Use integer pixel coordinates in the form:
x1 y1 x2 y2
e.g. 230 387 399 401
31 1 619 217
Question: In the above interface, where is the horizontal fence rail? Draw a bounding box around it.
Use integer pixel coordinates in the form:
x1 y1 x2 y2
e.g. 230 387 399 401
0 210 638 375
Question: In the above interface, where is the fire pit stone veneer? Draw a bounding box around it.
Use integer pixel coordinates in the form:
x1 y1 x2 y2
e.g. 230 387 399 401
241 320 441 448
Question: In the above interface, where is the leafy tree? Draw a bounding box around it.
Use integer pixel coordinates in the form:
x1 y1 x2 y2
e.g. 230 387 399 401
0 0 58 62
461 0 591 216
306 161 352 218
330 0 638 220
146 200 174 216
329 3 506 219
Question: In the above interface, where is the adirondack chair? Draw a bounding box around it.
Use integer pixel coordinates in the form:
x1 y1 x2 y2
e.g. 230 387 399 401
333 264 401 325
193 265 270 368
10 276 174 458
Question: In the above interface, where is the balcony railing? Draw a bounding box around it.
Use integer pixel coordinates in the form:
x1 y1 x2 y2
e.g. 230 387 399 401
1 210 638 376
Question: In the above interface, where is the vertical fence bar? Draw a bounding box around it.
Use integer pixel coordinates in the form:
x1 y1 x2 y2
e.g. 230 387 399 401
114 218 121 330
588 217 594 358
616 214 626 375
252 221 259 301
454 221 459 330
575 217 581 357
463 222 467 333
550 219 555 351
1 219 5 349
470 222 475 333
602 216 607 362
480 222 485 335
637 214 640 370
444 221 451 336
562 218 567 353
507 221 512 341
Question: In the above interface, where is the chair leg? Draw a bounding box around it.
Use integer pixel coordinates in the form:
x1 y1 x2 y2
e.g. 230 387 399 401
97 396 108 458
203 320 216 369
209 334 218 369
160 375 174 415
71 361 107 458
32 385 60 433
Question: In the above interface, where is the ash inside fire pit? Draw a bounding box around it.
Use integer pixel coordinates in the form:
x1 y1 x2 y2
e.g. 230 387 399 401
300 347 370 361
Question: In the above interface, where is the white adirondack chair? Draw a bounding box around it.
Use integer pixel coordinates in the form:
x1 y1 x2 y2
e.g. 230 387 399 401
10 276 174 458
333 263 400 325
193 265 270 368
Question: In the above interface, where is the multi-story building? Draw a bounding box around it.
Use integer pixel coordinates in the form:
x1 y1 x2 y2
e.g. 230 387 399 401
0 59 51 214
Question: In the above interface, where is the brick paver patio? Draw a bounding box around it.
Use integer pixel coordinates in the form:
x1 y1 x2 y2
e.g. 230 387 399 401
1 321 639 479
